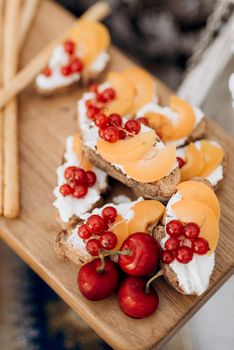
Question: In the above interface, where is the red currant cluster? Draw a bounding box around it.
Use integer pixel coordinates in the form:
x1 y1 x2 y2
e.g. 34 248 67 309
176 157 185 168
59 166 96 199
78 206 118 254
161 219 210 264
42 40 84 78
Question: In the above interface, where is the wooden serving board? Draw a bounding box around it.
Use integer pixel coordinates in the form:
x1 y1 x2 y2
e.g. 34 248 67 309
0 1 233 349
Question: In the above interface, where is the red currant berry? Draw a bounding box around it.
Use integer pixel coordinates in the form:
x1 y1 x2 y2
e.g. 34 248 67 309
161 250 174 264
118 129 126 139
74 168 87 185
166 220 184 237
94 113 108 129
78 224 92 239
175 246 193 264
86 239 102 256
59 184 74 196
86 170 97 187
42 67 52 77
108 113 122 127
102 88 116 101
103 126 119 143
64 40 75 55
100 231 118 250
87 105 100 119
61 65 72 76
70 58 83 73
102 206 118 223
192 237 209 255
86 215 104 234
138 117 149 126
89 83 98 93
125 119 141 135
64 166 78 181
176 157 185 168
96 93 108 103
183 222 200 239
165 237 180 251
98 128 105 139
85 100 93 108
73 185 88 198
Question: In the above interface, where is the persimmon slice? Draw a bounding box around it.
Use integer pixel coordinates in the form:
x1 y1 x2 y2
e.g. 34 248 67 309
199 140 224 177
180 143 204 181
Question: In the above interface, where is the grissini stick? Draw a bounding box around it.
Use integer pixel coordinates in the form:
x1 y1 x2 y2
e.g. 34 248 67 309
0 1 111 110
18 0 41 49
0 0 4 215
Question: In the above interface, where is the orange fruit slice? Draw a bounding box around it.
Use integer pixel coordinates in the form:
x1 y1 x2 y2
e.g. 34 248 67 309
199 140 224 177
180 143 204 181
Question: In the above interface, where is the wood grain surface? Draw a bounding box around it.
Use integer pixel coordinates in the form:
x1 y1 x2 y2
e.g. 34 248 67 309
0 1 233 350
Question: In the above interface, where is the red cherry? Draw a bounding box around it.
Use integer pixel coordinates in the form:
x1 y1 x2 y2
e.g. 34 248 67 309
86 239 102 256
138 117 149 126
165 237 180 251
70 58 83 73
100 231 117 250
175 246 193 264
102 88 116 101
64 40 75 55
78 224 92 239
192 237 209 255
161 250 174 264
166 220 184 237
176 157 185 168
183 222 200 239
59 184 74 196
61 65 72 76
118 276 159 319
89 83 98 93
42 67 52 77
64 166 78 181
86 171 97 187
102 206 118 223
103 126 119 143
74 168 87 185
73 184 88 198
86 215 104 234
118 129 126 139
125 119 141 135
94 113 108 129
87 105 100 119
107 113 122 127
119 233 160 276
78 258 119 301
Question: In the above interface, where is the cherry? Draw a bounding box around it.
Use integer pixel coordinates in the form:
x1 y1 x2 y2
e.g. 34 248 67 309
74 168 87 185
107 113 122 127
86 170 97 187
64 40 75 55
166 220 184 237
138 117 149 126
183 222 200 239
86 239 102 256
78 224 92 239
103 126 119 143
86 215 104 234
64 166 78 181
119 233 160 276
161 250 174 264
78 258 119 301
192 237 209 255
70 58 83 73
102 206 118 223
89 83 98 93
118 276 159 318
59 184 74 196
61 65 72 76
100 231 117 250
94 113 108 129
176 157 185 168
165 237 180 251
102 88 116 101
125 119 141 135
42 67 52 77
87 105 100 119
118 129 126 139
73 184 88 198
175 246 193 264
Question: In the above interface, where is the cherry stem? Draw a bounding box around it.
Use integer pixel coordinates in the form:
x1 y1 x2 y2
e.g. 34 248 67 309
96 249 132 274
145 270 163 294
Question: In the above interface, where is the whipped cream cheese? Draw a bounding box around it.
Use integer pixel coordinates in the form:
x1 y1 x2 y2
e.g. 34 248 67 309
77 91 177 179
162 192 215 296
66 198 143 257
137 102 204 147
53 136 108 223
176 140 223 186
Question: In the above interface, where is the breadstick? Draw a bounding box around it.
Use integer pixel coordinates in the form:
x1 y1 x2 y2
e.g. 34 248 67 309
19 0 40 49
0 1 111 110
0 0 4 215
